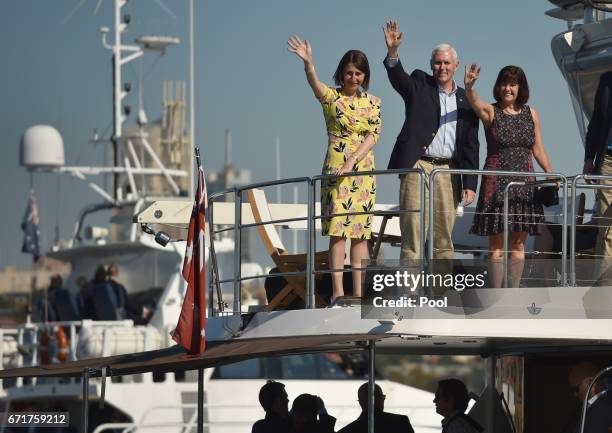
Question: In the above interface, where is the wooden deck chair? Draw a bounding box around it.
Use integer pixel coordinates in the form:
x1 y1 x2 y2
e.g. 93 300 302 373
247 188 328 310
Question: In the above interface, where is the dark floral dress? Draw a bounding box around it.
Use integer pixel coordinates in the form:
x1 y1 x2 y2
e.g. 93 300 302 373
470 104 544 236
319 86 381 239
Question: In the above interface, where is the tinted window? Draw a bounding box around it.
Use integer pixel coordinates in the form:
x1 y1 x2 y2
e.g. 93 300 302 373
319 354 351 379
212 358 262 379
210 354 354 380
264 357 283 379
282 354 318 379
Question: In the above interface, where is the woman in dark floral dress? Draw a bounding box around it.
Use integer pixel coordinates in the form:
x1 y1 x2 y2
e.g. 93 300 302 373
464 65 555 287
288 36 381 300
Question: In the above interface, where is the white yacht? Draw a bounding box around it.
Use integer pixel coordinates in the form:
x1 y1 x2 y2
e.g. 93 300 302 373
0 1 439 432
3 1 612 433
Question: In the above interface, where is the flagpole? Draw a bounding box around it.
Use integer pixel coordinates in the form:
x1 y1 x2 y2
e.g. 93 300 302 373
196 145 205 431
194 146 202 173
28 174 35 323
195 146 224 312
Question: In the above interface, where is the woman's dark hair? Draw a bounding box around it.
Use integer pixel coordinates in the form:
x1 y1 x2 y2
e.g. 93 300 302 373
493 65 529 106
437 378 470 413
333 50 370 91
291 393 318 419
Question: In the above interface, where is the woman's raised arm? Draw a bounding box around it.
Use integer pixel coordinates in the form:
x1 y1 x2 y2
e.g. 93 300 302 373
287 35 326 100
464 64 494 128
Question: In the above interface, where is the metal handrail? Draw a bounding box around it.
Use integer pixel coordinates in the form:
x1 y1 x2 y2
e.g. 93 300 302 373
570 174 612 286
232 178 311 314
236 176 311 192
209 171 425 313
209 166 604 315
309 168 425 308
212 169 425 313
503 178 568 287
579 365 612 433
206 187 236 316
208 187 237 202
429 168 566 261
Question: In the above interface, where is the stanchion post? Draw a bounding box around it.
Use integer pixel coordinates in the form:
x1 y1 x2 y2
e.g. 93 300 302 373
233 189 242 314
82 368 90 433
307 179 316 309
367 340 376 433
198 368 204 433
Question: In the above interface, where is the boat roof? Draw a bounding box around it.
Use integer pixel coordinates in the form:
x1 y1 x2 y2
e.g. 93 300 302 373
3 310 612 380
0 333 381 379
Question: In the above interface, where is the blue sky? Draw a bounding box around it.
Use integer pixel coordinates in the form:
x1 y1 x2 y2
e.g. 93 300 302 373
0 0 582 269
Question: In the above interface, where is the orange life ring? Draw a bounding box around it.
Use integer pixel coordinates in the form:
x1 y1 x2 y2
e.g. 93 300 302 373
39 326 69 364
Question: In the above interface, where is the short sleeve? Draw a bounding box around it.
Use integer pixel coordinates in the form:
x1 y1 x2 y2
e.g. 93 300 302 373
365 95 382 144
318 85 337 104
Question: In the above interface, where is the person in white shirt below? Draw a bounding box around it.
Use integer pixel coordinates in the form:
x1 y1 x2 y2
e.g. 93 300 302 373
568 362 612 433
434 379 482 433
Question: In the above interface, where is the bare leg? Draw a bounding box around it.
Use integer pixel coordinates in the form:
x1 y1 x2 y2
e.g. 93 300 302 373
329 236 346 300
350 239 368 297
509 232 528 288
488 234 504 288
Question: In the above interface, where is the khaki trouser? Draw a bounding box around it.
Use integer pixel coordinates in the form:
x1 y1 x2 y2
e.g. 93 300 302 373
595 155 612 283
399 159 459 260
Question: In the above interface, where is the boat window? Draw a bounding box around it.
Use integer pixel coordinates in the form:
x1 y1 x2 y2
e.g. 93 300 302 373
210 354 353 380
282 354 319 379
319 354 351 379
211 358 262 379
153 371 165 382
263 357 283 379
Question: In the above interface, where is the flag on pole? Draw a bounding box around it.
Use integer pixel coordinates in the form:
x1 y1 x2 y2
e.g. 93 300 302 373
172 165 208 354
21 192 41 261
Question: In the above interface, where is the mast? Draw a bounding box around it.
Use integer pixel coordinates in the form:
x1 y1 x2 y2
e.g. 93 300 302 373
189 0 195 200
111 0 129 200
101 0 180 203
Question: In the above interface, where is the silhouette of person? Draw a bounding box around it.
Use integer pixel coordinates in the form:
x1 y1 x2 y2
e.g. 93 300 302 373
107 263 152 323
434 379 482 433
107 263 127 318
291 393 335 433
568 362 612 433
36 273 63 322
338 382 414 433
252 381 292 433
81 265 108 320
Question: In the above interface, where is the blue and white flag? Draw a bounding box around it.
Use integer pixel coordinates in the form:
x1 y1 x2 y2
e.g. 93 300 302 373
21 193 40 260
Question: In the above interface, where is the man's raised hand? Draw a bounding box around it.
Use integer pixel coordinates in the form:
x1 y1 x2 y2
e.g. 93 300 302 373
383 20 404 56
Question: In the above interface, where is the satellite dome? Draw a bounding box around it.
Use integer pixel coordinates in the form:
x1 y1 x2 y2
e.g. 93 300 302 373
20 125 65 168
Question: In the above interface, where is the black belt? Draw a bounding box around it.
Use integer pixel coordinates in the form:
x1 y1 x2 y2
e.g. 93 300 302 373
420 155 452 165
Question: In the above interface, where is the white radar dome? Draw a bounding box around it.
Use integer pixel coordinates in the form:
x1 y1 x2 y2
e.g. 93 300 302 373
20 125 65 168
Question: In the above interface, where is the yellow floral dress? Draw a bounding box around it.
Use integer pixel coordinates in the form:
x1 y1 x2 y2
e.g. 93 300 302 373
319 86 381 239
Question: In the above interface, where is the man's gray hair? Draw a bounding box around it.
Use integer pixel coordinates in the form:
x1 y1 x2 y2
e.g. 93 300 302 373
430 44 458 64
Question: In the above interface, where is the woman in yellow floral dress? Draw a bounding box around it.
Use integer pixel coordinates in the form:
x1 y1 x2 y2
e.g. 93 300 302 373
288 36 381 300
